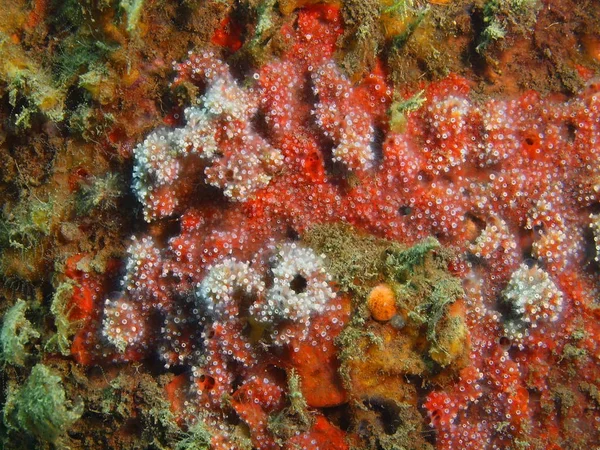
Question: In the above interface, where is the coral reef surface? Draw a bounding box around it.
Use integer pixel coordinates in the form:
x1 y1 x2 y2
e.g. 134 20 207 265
1 1 600 449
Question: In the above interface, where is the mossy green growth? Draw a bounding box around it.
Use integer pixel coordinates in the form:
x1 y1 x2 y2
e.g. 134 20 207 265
53 35 114 86
75 173 124 215
3 364 83 443
385 237 463 344
45 280 77 356
560 343 587 361
389 89 426 133
376 401 434 450
286 369 313 429
476 0 540 53
385 235 440 281
0 196 55 251
120 0 146 34
335 324 384 386
0 299 40 367
389 3 429 49
580 382 600 408
246 0 278 62
303 222 401 300
305 223 462 338
268 369 313 444
175 419 212 450
0 34 66 128
307 223 464 374
338 0 384 79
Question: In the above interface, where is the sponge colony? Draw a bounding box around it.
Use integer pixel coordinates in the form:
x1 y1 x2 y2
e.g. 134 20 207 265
367 284 397 322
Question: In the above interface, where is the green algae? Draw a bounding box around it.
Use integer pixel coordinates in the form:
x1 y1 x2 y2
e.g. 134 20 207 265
268 369 314 444
477 0 540 53
0 35 66 129
304 223 465 448
303 222 398 299
75 173 124 215
388 2 429 49
245 0 279 62
175 420 212 450
375 401 434 450
3 364 83 443
385 235 441 281
0 299 40 367
286 369 313 429
348 398 434 450
338 0 384 79
305 223 463 357
53 36 114 87
45 280 78 356
335 325 384 387
121 0 146 34
579 382 600 409
389 88 426 133
560 343 588 362
0 196 55 252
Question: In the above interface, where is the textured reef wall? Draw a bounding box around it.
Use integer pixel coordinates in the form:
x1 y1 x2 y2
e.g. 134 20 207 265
1 1 600 449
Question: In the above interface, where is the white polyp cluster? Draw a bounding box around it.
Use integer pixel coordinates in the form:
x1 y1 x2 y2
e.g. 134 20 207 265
176 53 283 201
132 129 182 222
526 187 580 271
102 296 145 353
421 93 475 174
196 259 265 321
202 134 284 201
132 53 284 220
180 107 218 158
258 61 301 135
501 264 564 344
591 213 600 262
251 242 336 324
121 236 164 298
311 61 375 172
480 99 519 166
101 236 166 354
201 75 256 121
197 242 336 329
468 215 516 259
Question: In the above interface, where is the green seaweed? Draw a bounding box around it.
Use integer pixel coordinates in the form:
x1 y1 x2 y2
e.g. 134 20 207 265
75 173 124 215
286 369 313 429
53 36 114 86
175 419 212 450
339 0 384 78
389 89 426 133
306 224 463 360
0 299 40 367
45 280 78 356
0 195 56 254
376 401 434 450
476 0 540 54
3 364 83 443
335 324 384 387
389 3 430 49
268 369 314 444
385 235 440 281
0 35 66 128
121 0 146 34
303 222 399 299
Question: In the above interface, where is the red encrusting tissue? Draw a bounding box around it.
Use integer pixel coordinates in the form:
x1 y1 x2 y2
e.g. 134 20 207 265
69 4 600 448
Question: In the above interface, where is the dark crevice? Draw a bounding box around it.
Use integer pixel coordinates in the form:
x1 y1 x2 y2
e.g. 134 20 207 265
290 274 308 294
371 125 385 167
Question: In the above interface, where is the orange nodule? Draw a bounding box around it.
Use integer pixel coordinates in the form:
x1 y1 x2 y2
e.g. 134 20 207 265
367 284 397 322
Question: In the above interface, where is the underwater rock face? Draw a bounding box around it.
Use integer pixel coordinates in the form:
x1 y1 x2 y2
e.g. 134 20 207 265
72 4 600 448
2 1 600 449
